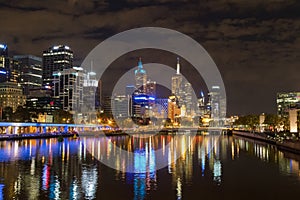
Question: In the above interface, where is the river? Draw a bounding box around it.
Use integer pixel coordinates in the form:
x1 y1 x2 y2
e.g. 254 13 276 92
0 134 300 199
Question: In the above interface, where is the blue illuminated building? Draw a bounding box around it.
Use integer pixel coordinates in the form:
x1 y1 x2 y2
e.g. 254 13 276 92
131 94 155 125
0 43 10 83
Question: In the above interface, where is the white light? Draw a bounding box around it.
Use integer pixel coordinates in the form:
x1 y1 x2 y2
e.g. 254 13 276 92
65 46 70 50
53 46 59 50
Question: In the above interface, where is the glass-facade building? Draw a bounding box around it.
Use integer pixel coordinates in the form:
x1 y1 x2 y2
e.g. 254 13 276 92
42 45 73 90
277 92 300 117
13 55 42 96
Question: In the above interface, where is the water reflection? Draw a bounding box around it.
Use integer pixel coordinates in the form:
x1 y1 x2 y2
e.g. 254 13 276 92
0 135 299 199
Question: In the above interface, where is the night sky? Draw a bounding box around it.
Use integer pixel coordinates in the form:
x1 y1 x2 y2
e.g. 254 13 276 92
0 0 300 116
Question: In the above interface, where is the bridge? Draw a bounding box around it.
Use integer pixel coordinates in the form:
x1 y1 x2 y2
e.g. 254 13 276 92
0 122 229 135
0 122 112 135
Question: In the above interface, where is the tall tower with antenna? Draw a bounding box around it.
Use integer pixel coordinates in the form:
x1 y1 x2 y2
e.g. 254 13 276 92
134 57 147 93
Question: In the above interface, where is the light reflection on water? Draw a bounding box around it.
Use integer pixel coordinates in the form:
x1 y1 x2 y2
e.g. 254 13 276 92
0 135 299 199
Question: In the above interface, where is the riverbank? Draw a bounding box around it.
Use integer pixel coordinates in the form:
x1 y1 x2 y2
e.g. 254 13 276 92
233 130 300 154
0 132 76 141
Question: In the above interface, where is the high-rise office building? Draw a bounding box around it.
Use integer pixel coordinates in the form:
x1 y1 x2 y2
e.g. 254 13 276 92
171 58 195 117
171 58 183 103
126 85 136 96
95 80 102 110
111 95 130 119
277 92 300 117
167 95 181 124
42 45 73 90
53 67 84 112
208 86 226 126
0 44 12 83
145 80 156 97
81 69 99 123
13 55 42 96
183 82 193 116
134 58 147 93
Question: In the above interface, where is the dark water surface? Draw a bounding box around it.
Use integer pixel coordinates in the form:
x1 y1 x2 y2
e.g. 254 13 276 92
0 135 300 200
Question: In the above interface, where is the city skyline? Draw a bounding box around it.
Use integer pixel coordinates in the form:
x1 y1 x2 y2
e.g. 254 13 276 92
1 1 300 116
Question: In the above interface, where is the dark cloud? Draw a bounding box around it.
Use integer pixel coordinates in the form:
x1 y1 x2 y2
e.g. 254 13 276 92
0 0 299 115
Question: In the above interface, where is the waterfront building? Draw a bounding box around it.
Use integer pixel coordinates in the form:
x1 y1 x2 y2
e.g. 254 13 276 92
13 55 42 96
26 96 61 117
131 93 155 124
0 82 26 112
81 69 98 124
42 45 73 92
208 86 226 125
167 95 181 125
134 58 147 93
111 95 130 119
277 92 300 117
53 67 84 113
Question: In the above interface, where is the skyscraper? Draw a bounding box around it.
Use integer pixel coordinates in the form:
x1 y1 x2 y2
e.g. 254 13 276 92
134 58 147 93
145 80 156 97
171 58 183 102
53 67 84 112
0 44 11 83
13 55 42 96
42 45 73 89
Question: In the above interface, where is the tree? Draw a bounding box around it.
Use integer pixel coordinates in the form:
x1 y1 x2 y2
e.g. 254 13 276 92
264 114 279 131
12 106 31 122
53 109 74 123
2 106 13 121
234 114 259 131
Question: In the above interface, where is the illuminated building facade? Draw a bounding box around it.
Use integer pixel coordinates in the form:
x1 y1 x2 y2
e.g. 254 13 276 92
112 95 130 119
167 95 181 125
145 80 156 97
171 58 183 105
13 55 42 96
208 86 226 126
0 44 21 83
0 43 10 83
26 96 61 116
42 45 73 90
0 82 26 112
131 94 155 125
95 80 102 110
153 98 168 119
277 92 300 117
171 58 195 117
53 67 84 112
134 58 147 93
81 70 98 123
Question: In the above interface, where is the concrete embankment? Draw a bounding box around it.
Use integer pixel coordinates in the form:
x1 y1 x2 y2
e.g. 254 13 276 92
233 130 300 154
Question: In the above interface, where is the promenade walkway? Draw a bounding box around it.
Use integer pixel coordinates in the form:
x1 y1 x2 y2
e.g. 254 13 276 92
233 130 300 154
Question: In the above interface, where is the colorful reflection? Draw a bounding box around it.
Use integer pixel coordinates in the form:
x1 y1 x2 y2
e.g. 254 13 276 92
0 135 299 199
